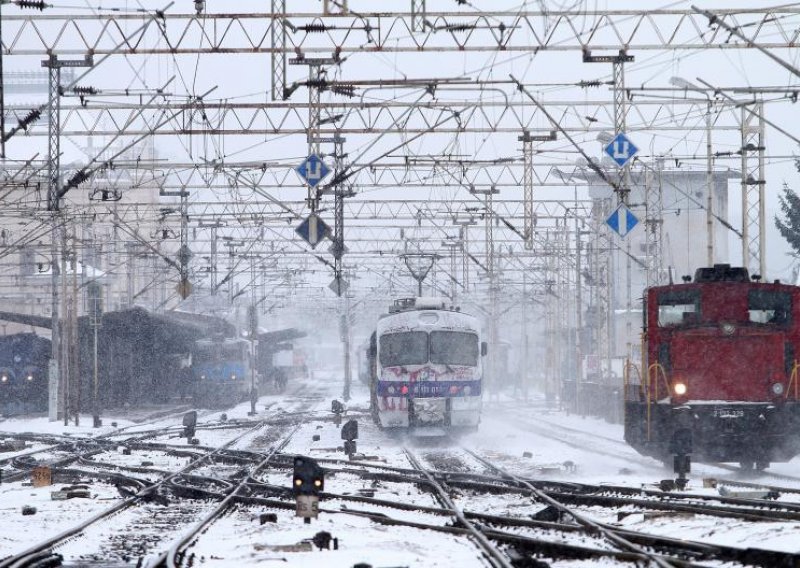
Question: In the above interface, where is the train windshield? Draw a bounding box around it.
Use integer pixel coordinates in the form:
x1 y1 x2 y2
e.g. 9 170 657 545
748 290 792 325
430 331 479 366
223 344 243 360
380 332 428 366
194 346 214 363
194 342 244 363
657 290 700 327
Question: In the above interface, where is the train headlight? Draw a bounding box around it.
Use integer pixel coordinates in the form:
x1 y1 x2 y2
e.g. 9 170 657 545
673 382 687 396
387 385 396 395
721 323 735 336
463 386 472 396
231 374 237 380
772 383 785 396
200 374 206 380
1 374 7 383
26 374 33 381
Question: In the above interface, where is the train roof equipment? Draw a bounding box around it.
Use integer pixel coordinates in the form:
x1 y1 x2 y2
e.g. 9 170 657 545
387 297 462 314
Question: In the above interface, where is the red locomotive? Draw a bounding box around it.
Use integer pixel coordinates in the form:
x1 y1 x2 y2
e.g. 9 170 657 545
625 264 800 478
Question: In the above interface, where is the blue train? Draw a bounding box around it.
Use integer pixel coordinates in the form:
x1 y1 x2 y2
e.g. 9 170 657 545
192 337 252 407
0 333 50 416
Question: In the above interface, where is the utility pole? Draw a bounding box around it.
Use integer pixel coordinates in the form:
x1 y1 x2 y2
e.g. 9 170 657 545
249 259 259 416
89 279 102 427
584 48 634 383
471 185 499 393
270 0 287 101
42 53 92 422
330 133 352 401
519 130 556 250
741 101 766 277
453 217 476 295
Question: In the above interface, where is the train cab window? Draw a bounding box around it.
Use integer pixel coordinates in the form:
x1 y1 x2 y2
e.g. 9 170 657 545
379 332 428 367
194 348 213 363
748 290 792 325
223 345 241 360
430 331 479 366
657 290 700 327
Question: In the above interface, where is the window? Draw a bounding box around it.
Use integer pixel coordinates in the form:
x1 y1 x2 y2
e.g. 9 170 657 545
749 290 792 325
657 289 700 327
194 346 213 363
223 345 242 360
379 332 428 366
430 331 479 366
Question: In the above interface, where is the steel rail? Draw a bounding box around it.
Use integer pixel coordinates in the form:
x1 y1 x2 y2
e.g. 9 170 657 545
0 419 271 568
403 447 514 568
255 448 800 567
462 447 678 568
160 422 303 568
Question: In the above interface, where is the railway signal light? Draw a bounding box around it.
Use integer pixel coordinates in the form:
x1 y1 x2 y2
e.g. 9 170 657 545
341 419 358 456
293 456 324 522
182 410 197 441
331 399 344 426
293 456 324 497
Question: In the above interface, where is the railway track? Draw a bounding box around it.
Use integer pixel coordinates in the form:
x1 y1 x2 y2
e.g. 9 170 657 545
0 389 325 567
6 393 800 567
497 401 800 490
241 424 800 567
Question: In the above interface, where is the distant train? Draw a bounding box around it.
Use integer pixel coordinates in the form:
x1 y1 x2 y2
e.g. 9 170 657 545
192 337 252 407
368 297 486 435
0 308 306 416
625 264 800 477
0 333 50 415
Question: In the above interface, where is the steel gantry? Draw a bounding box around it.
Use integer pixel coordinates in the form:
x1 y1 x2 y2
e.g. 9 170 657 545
5 7 800 57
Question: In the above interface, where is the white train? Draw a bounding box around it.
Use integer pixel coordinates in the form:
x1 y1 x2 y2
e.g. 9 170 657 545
368 297 485 435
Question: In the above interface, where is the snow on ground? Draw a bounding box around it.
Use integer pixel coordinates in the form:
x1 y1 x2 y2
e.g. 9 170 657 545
0 478 123 556
189 506 485 568
3 380 800 564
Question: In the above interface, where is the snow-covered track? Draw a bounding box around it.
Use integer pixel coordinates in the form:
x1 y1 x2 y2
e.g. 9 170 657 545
463 447 800 568
403 446 514 568
160 423 305 567
0 419 272 568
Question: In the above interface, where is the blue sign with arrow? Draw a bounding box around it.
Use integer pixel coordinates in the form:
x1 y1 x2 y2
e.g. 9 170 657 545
604 132 638 168
606 203 639 238
296 213 331 249
296 154 331 188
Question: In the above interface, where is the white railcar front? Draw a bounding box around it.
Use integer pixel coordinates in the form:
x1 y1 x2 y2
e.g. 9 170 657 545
372 298 483 434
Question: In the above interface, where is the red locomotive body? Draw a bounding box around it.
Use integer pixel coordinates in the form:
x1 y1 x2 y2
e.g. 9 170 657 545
624 264 800 472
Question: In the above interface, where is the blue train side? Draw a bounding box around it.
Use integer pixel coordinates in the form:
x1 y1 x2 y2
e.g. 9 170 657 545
0 333 50 416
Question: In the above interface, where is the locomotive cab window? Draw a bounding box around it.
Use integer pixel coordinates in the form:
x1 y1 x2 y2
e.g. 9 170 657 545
379 332 428 367
748 290 792 325
657 290 700 327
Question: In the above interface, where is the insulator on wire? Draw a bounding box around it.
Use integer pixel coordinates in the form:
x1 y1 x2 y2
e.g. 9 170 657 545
17 109 42 131
71 86 99 95
300 24 328 33
194 0 204 15
65 169 90 190
330 85 356 98
15 0 47 10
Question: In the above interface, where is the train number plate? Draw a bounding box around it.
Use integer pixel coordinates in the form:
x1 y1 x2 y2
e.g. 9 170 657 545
712 408 744 419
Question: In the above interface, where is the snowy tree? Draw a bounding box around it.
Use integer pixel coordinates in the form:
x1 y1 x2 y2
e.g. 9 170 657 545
775 178 800 257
